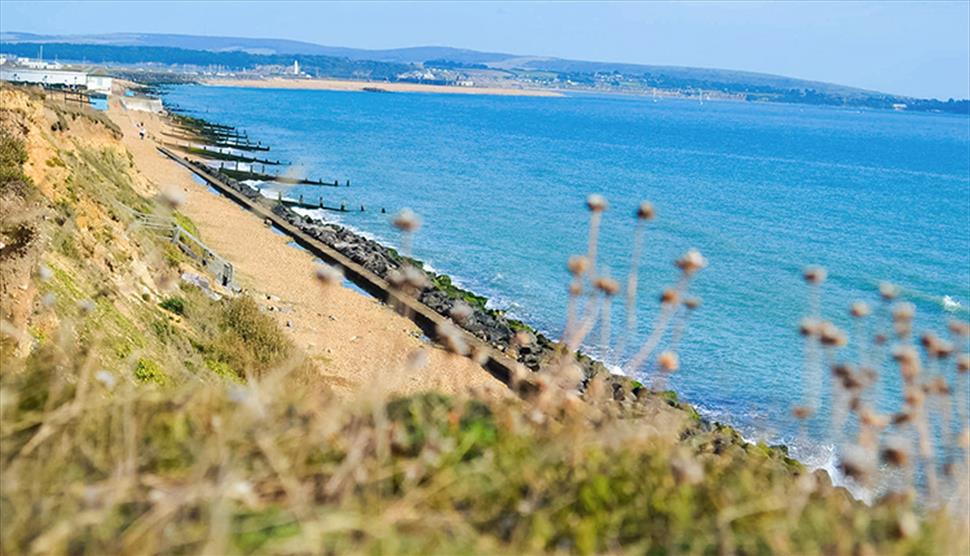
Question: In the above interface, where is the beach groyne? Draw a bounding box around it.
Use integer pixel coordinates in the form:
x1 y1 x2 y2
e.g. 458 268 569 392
158 146 618 391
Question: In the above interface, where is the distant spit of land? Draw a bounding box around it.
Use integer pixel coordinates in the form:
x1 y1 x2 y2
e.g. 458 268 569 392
204 77 564 97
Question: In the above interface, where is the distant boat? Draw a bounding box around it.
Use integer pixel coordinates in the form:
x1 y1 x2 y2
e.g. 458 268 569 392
943 295 961 312
363 87 390 93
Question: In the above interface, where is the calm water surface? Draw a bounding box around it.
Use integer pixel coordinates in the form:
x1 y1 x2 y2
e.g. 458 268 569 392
164 85 970 468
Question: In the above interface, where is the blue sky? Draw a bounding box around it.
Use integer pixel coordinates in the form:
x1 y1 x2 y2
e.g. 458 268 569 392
2 1 968 99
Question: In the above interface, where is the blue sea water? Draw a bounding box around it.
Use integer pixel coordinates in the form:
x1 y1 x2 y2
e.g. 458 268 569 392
163 85 970 466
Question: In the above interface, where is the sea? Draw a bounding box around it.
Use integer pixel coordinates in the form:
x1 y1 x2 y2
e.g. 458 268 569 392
162 84 970 475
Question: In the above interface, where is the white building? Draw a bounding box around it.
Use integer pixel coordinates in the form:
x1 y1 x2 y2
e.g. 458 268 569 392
0 67 113 95
0 67 87 87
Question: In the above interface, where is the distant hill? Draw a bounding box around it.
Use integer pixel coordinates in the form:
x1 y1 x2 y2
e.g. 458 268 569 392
0 31 887 96
2 32 967 113
0 32 516 65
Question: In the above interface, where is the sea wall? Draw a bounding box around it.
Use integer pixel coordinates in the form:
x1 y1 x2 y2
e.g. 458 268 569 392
179 157 618 384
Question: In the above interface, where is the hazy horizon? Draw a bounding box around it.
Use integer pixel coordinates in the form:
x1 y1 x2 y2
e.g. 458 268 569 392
1 1 968 100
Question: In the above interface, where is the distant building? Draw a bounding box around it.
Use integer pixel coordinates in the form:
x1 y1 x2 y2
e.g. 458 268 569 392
0 66 113 95
293 60 300 75
892 103 907 111
0 67 88 88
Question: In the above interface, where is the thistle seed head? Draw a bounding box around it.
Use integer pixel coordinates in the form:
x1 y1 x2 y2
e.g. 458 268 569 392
799 317 820 337
850 301 870 318
449 301 473 324
636 201 655 220
586 194 607 213
839 445 874 482
957 353 969 374
879 282 899 301
802 266 827 285
947 319 970 338
567 255 590 276
436 321 468 356
818 322 846 347
314 264 343 286
387 269 405 289
160 186 185 209
675 249 707 276
683 296 702 310
670 454 704 486
403 266 429 290
657 351 679 372
660 288 680 305
37 264 52 282
392 208 421 232
881 436 910 467
792 406 813 420
892 302 915 323
594 277 620 296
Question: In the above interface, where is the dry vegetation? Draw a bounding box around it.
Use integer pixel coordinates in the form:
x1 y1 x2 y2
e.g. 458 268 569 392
1 86 968 554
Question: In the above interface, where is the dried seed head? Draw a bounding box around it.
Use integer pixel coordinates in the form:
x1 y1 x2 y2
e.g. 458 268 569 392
387 269 405 289
928 376 951 396
513 330 534 347
675 249 707 276
818 322 847 347
859 408 889 429
839 445 874 482
435 321 468 356
636 201 655 220
403 266 429 290
405 349 428 370
670 454 704 486
77 299 96 314
948 319 970 338
792 406 813 420
41 292 56 308
891 411 913 425
932 339 954 359
891 345 919 366
314 264 343 286
873 333 887 346
904 389 924 407
959 428 970 449
392 208 421 232
892 302 915 323
850 301 870 318
594 277 620 296
799 317 820 337
881 436 910 467
160 186 185 209
660 288 680 305
568 282 583 296
567 255 590 276
957 353 970 374
37 264 53 282
586 194 607 213
449 301 473 324
879 282 899 301
919 331 938 352
803 266 827 285
657 351 679 372
894 512 919 540
683 296 702 310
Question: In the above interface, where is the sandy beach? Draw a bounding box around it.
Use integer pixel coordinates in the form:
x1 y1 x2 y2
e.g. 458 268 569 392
203 77 564 97
107 87 507 399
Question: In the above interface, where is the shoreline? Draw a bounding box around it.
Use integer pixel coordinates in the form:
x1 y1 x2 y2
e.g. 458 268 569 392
202 77 565 97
